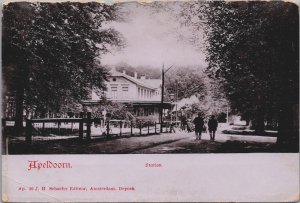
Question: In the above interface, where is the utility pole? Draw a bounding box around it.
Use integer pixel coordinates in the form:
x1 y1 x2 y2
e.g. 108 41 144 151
160 65 165 133
175 80 178 126
160 64 174 133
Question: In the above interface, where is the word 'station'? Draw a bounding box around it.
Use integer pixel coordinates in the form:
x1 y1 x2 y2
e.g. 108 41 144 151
28 160 72 171
145 163 162 167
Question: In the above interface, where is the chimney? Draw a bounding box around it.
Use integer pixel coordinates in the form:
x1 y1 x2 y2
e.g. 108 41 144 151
122 70 126 75
134 72 138 78
141 75 146 80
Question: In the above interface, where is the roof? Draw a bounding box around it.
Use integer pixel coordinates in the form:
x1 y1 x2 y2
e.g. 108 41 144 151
109 69 161 90
139 79 161 89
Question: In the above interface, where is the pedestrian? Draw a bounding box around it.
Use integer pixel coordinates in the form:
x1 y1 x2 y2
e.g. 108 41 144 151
181 115 187 131
193 113 204 140
186 119 192 132
208 115 218 141
169 122 176 133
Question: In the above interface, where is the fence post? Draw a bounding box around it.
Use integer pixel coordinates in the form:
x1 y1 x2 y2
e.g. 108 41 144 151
154 122 157 134
139 122 142 136
79 112 83 140
26 119 32 144
165 122 167 133
130 121 133 136
86 112 91 140
148 121 150 134
58 122 61 135
119 121 122 137
42 122 45 135
106 121 110 138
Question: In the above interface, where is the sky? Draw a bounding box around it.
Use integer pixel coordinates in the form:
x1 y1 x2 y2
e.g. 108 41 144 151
100 2 207 69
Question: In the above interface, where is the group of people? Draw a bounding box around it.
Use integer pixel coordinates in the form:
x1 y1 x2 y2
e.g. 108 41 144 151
180 116 192 132
193 113 218 141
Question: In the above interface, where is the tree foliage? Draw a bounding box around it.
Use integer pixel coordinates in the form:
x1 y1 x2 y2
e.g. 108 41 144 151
165 66 228 119
165 66 206 100
3 2 123 126
183 1 299 144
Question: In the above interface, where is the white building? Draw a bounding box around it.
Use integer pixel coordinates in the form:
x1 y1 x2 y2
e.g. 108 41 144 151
83 69 171 118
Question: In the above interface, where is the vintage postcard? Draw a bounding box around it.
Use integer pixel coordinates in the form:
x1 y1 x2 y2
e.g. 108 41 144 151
1 0 299 202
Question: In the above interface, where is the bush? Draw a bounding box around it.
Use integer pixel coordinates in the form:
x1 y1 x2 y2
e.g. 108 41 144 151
135 115 158 127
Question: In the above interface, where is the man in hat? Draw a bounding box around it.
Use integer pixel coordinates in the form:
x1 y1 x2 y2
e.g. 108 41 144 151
193 113 204 140
208 115 218 141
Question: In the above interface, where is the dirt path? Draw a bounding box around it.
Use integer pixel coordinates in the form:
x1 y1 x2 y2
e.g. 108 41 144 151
7 129 281 154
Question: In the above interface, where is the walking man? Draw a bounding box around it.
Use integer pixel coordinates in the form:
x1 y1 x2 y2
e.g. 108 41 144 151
193 113 204 140
181 115 187 131
208 115 218 141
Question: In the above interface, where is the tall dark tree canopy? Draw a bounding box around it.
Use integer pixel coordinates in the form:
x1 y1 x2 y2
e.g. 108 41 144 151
184 1 298 146
2 2 123 126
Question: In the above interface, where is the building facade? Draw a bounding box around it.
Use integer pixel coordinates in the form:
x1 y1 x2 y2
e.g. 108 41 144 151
83 69 171 119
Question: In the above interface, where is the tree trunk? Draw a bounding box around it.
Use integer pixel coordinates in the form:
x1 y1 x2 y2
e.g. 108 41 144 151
246 119 250 126
14 85 25 133
277 102 299 151
38 107 47 118
253 91 265 134
253 105 265 134
14 64 29 134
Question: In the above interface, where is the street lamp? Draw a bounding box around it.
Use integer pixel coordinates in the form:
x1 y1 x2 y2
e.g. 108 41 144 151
160 64 174 133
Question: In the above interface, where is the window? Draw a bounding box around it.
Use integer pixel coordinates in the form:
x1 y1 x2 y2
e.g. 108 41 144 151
112 78 116 82
110 85 118 99
122 86 128 91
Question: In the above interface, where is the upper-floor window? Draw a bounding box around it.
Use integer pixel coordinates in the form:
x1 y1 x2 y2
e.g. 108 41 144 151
122 86 129 92
111 86 117 91
112 78 116 82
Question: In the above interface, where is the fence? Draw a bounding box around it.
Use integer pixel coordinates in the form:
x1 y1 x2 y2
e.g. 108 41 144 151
25 112 92 144
20 113 175 144
103 120 172 137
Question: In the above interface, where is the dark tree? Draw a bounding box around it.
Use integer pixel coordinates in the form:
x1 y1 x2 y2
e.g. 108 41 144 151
184 1 298 147
2 2 123 130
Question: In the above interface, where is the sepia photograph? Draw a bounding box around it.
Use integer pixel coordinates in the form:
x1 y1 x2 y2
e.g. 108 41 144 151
1 1 299 202
2 1 299 155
